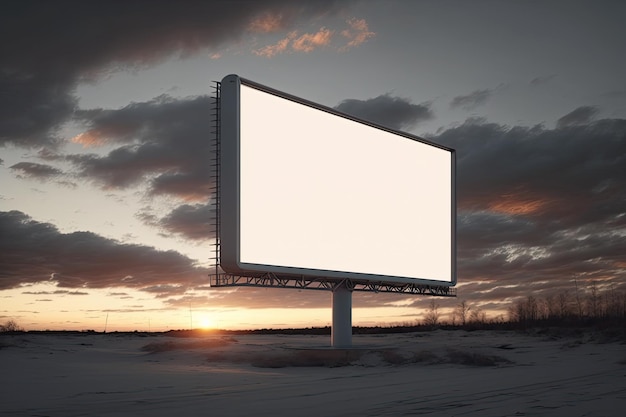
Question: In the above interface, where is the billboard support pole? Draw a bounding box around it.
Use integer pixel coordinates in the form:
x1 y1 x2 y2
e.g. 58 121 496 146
331 281 352 348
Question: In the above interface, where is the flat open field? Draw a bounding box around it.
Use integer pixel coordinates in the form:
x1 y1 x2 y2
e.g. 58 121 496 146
1 329 624 416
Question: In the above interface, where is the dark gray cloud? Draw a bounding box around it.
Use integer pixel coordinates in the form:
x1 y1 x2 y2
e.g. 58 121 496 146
429 117 626 304
0 0 350 148
69 95 214 200
530 74 557 86
335 94 433 130
0 210 204 292
449 86 501 110
433 118 626 221
0 209 339 308
137 204 214 241
158 203 214 241
9 162 63 180
556 106 599 128
0 71 78 148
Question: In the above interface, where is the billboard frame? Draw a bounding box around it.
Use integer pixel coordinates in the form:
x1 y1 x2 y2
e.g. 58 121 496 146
215 74 456 289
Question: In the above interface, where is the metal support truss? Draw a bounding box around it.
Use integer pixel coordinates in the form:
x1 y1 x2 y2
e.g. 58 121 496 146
209 272 456 297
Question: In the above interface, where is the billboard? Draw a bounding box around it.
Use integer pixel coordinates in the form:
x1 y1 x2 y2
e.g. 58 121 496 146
220 74 456 286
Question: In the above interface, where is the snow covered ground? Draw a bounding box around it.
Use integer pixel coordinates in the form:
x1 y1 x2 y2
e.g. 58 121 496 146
1 329 624 416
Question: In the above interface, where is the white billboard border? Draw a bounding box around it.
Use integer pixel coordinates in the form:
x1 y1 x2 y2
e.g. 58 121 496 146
216 74 457 290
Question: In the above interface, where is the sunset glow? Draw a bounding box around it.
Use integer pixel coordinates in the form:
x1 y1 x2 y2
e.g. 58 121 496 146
197 315 216 330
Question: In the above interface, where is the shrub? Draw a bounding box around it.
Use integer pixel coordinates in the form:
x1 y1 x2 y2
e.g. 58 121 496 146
0 320 23 332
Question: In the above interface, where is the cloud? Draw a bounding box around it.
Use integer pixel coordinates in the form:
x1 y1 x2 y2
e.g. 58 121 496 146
450 86 502 110
158 203 215 241
69 95 214 201
530 74 557 86
335 94 434 130
253 17 372 57
340 18 375 50
429 117 626 303
138 203 215 241
254 27 334 56
435 118 626 223
22 290 88 296
248 12 292 33
0 0 350 148
253 31 299 57
0 210 204 293
9 162 64 180
556 106 599 128
0 71 78 148
450 90 491 110
292 28 334 52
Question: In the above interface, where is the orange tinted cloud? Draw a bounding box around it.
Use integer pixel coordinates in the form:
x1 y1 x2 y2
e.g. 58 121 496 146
71 130 107 147
487 192 554 216
248 13 286 33
253 31 297 57
252 18 373 58
292 28 333 52
71 123 139 147
254 28 332 57
340 18 375 50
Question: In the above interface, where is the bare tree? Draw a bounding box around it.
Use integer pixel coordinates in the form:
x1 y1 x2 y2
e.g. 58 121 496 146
469 308 487 324
544 294 561 320
454 300 471 326
537 298 550 320
605 287 626 319
0 320 23 332
524 295 539 322
574 280 585 318
509 296 539 324
557 291 571 318
586 282 601 318
491 314 506 324
423 300 440 327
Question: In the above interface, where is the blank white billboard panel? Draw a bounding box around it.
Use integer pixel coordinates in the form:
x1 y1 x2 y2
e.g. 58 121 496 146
220 74 456 286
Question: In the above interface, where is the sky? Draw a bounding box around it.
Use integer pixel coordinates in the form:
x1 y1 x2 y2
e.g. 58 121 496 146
1 0 625 331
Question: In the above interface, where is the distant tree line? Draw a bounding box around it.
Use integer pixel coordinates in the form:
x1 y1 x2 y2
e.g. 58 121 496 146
507 283 626 325
424 282 626 329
